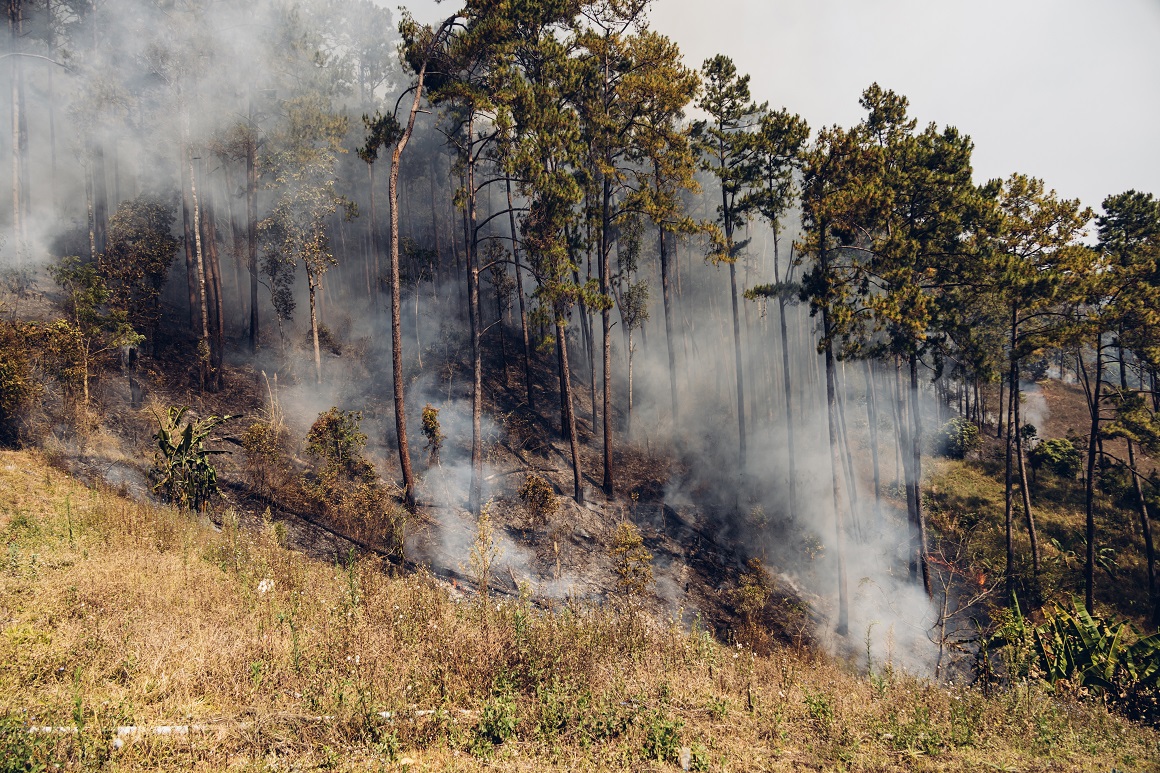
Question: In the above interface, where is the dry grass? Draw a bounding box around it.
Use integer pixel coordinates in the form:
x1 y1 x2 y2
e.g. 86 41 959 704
1 449 1157 771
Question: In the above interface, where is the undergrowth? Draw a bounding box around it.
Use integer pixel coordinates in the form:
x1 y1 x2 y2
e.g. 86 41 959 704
0 449 1156 771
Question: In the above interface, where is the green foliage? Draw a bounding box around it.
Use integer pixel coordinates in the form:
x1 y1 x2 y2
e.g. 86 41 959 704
98 194 179 345
477 693 519 746
48 256 142 405
642 711 683 763
988 597 1160 720
0 713 49 773
1028 437 1082 480
936 417 981 459
609 521 653 597
306 407 371 482
150 406 237 512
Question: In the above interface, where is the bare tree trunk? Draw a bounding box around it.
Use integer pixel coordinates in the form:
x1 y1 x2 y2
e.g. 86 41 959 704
1004 355 1017 600
729 260 746 474
8 0 25 248
1014 381 1040 575
308 275 321 384
909 353 931 596
507 177 534 411
657 173 679 425
557 314 584 504
863 358 881 523
386 48 449 512
774 235 796 520
186 132 210 394
599 175 614 497
202 196 225 391
246 133 259 353
1119 343 1157 622
1080 338 1103 614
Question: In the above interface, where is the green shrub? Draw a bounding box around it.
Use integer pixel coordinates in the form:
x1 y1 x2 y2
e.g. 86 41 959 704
1028 437 1082 480
937 417 980 459
0 713 49 773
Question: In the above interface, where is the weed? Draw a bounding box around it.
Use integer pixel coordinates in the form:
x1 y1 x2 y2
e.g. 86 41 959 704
642 710 682 764
0 713 50 773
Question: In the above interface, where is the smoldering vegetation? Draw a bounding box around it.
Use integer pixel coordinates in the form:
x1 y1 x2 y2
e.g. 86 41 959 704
8 0 1156 691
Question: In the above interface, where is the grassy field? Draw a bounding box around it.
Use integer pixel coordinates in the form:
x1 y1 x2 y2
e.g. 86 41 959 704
1 449 1157 771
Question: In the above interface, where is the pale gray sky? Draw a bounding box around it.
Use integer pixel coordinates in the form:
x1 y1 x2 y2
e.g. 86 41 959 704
399 0 1160 210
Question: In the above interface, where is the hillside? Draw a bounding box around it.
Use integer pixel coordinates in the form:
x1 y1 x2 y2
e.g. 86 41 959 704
2 448 1158 772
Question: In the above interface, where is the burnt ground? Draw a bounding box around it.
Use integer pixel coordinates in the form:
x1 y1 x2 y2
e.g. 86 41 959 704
23 290 806 649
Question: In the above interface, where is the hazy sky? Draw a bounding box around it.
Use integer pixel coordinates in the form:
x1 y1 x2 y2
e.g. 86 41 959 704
398 0 1160 211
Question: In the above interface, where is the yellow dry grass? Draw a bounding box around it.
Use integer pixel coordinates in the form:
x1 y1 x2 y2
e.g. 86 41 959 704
1 449 1157 771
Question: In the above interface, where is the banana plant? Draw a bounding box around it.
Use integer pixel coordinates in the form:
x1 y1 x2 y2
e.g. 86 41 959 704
150 405 238 512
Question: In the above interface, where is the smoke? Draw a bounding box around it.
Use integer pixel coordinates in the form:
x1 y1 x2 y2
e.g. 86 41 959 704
1 0 950 675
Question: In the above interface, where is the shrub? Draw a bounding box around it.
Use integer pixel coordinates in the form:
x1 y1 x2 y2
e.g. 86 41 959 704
306 407 371 482
986 597 1160 723
1028 437 1082 480
937 417 980 459
730 557 773 630
241 420 290 498
517 473 558 527
421 404 444 466
610 521 653 597
0 323 39 447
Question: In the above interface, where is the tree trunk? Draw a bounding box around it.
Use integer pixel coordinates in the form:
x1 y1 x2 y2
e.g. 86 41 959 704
507 177 535 411
202 197 225 391
387 55 442 512
557 314 584 504
823 312 849 636
1082 339 1103 614
186 131 210 393
729 260 746 474
1120 343 1157 622
8 0 25 248
1014 380 1040 575
864 358 881 523
657 176 679 425
1004 354 1017 600
308 275 322 384
246 133 259 353
773 228 797 520
600 175 614 497
909 353 931 596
